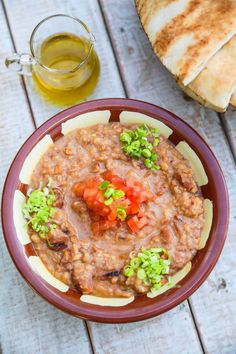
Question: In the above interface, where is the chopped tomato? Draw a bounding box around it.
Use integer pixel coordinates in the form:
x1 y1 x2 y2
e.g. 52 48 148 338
137 216 148 229
101 170 115 181
76 183 86 197
102 170 126 189
83 187 97 201
86 177 101 189
75 171 153 234
129 201 140 214
127 215 148 233
127 216 140 233
107 209 117 221
96 190 105 203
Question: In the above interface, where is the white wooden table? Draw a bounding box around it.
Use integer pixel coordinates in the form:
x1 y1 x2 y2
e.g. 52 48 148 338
0 1 236 353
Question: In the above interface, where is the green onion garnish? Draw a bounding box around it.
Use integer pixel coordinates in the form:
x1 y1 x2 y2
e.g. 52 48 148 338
99 181 125 207
23 187 56 239
98 180 110 190
113 190 125 200
104 187 115 199
123 247 170 292
120 124 160 170
104 197 114 206
116 207 127 220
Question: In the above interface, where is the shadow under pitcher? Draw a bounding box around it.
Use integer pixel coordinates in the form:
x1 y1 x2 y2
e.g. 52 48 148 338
5 14 100 106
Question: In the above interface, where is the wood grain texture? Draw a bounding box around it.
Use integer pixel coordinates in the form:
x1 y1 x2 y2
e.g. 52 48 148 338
1 0 203 353
4 0 125 126
0 2 91 354
1 0 236 352
222 107 236 160
88 304 202 354
99 0 236 352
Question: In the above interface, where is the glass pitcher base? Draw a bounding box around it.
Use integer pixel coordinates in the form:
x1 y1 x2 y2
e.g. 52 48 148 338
32 57 100 107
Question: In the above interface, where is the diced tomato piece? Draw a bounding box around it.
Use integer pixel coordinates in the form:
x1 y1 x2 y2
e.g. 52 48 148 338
101 170 115 181
83 187 97 201
90 200 100 209
75 171 152 234
127 216 140 233
137 216 148 229
125 187 134 198
127 215 148 233
107 208 117 221
86 177 101 189
100 206 110 217
76 183 86 197
111 176 125 188
102 170 126 189
129 202 140 214
96 190 105 203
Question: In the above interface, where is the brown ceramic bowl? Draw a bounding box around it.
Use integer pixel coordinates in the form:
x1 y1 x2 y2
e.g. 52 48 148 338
1 98 229 323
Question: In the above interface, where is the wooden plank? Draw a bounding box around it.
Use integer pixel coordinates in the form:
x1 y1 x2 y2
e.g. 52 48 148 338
88 304 202 354
4 0 125 126
3 0 203 353
99 0 236 352
0 3 91 354
222 108 236 160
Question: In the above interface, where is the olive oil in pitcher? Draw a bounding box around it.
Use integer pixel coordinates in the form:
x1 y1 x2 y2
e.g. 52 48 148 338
32 32 100 105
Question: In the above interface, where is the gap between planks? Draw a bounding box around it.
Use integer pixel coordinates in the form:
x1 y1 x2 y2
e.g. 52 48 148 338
95 0 229 353
1 0 36 130
219 113 236 164
1 0 94 351
2 0 230 351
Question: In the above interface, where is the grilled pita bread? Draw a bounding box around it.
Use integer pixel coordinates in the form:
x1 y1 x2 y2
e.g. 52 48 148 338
177 36 236 112
136 0 236 86
230 91 236 108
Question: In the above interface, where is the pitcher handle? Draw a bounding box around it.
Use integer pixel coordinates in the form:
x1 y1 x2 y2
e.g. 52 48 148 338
5 53 35 76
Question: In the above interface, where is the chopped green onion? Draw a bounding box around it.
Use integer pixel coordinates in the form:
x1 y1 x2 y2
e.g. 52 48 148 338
144 159 153 169
151 153 158 161
120 132 133 144
120 124 160 171
104 197 113 205
142 149 152 158
99 180 110 190
124 266 134 277
153 137 159 147
116 207 127 220
123 247 170 292
23 185 56 238
137 268 146 280
113 189 125 200
104 187 115 199
151 127 160 135
145 143 153 151
151 165 160 171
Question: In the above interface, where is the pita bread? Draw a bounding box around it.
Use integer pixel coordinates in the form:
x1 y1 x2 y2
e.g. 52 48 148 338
136 0 236 86
230 91 236 108
176 36 236 112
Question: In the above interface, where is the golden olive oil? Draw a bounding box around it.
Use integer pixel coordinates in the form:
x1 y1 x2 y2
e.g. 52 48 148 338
32 32 100 106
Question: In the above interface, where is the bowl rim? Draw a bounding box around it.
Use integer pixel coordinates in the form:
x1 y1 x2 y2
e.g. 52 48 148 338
1 98 229 323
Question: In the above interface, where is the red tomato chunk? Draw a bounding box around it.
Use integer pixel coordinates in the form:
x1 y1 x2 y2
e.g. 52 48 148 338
75 170 154 233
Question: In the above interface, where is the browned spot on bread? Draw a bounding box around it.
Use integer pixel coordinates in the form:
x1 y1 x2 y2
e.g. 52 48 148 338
152 0 235 80
136 0 176 28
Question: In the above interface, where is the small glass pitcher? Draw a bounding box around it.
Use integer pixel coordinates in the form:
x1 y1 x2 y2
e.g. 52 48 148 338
5 14 100 105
